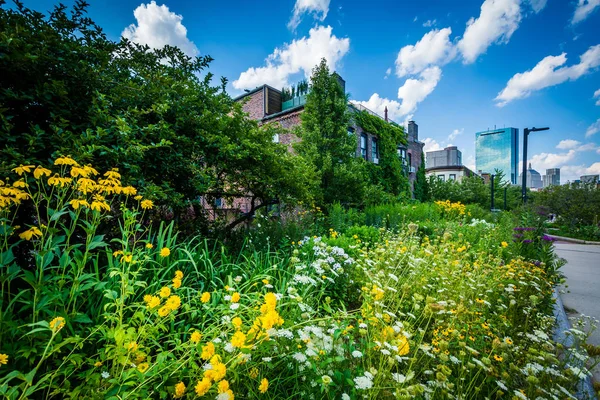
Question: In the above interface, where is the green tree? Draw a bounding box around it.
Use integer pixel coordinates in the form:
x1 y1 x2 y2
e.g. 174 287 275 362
296 59 366 206
413 154 430 202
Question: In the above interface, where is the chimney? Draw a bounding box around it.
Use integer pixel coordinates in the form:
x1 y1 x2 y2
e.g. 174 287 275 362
408 120 418 142
384 106 388 122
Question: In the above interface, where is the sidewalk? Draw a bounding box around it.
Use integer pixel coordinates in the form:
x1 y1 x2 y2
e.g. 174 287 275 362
555 242 600 387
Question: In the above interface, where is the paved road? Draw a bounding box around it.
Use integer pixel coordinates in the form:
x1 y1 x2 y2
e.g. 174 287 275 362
556 242 600 385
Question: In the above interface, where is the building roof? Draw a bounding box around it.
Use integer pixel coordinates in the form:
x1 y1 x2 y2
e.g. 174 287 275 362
261 104 305 122
425 165 475 175
232 84 282 102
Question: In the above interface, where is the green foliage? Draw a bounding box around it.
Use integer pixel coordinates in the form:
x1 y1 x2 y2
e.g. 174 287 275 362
413 154 430 202
0 1 313 232
534 182 600 230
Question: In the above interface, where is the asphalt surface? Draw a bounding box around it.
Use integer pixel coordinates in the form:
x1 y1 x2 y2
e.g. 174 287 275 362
555 242 600 386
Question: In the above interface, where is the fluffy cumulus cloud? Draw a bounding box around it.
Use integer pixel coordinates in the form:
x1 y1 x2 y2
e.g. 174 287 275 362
556 139 581 150
288 0 330 31
587 118 600 138
351 94 403 122
495 45 600 106
232 26 349 90
448 128 464 141
397 66 442 117
594 88 600 105
423 137 443 153
561 163 600 182
528 150 578 171
395 28 455 77
457 0 522 64
122 1 199 57
571 0 600 25
526 0 548 13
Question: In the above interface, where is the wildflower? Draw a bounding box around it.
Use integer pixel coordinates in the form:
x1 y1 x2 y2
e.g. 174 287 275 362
494 354 503 362
231 331 246 348
173 278 182 289
165 295 181 310
354 373 374 390
259 378 269 393
141 199 154 209
137 362 149 373
174 382 186 398
159 287 171 298
0 354 8 366
33 166 52 179
218 380 230 393
144 295 160 309
191 331 202 344
249 367 259 379
397 335 410 356
94 361 102 367
201 342 215 360
121 186 137 196
127 342 139 352
201 292 211 303
232 317 242 329
175 270 184 279
160 247 170 257
504 337 513 345
49 317 65 332
90 200 110 212
321 375 332 385
501 241 508 248
195 378 211 396
145 242 153 249
12 165 34 175
121 254 133 263
19 226 42 241
70 199 90 210
54 156 78 166
158 306 171 317
101 371 110 379
231 292 241 303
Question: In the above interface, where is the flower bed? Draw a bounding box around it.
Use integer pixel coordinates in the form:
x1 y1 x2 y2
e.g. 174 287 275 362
0 161 590 399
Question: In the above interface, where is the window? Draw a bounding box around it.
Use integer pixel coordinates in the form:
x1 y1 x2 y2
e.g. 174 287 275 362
273 133 280 143
408 152 412 168
437 174 445 182
215 198 223 208
449 174 456 181
397 147 407 164
360 134 368 160
347 127 355 137
372 138 378 162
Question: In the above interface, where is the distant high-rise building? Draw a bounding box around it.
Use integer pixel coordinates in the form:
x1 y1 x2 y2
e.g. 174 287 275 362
543 168 560 187
519 163 543 189
426 146 462 169
475 127 519 184
581 174 599 184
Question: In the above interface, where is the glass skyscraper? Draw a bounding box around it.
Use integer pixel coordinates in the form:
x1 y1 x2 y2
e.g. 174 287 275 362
475 127 519 184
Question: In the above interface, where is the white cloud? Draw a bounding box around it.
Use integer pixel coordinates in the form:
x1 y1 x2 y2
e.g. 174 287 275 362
288 0 330 31
395 28 455 77
495 45 600 106
571 0 600 25
527 0 548 13
561 162 600 182
423 137 443 153
351 94 403 121
586 118 600 138
556 139 581 150
529 150 577 171
448 128 464 141
232 26 349 91
457 0 522 64
413 16 418 22
577 142 598 151
397 66 442 116
423 19 437 27
594 88 600 105
122 1 199 57
384 67 392 79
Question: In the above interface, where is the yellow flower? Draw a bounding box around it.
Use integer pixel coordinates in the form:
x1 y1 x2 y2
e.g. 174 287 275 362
201 342 215 360
127 342 139 352
165 295 181 311
141 199 154 209
158 305 171 317
12 165 35 175
159 287 171 298
121 254 133 263
262 279 269 285
231 292 241 303
504 337 513 345
493 354 503 362
501 241 508 248
33 166 52 179
49 317 65 332
207 362 226 381
230 331 246 348
190 331 202 344
19 226 42 241
54 156 78 166
172 277 182 289
259 378 269 394
70 199 90 210
397 335 410 356
249 367 259 379
137 362 149 373
195 378 211 396
121 186 137 196
232 317 242 330
201 292 211 303
94 361 102 367
218 380 229 393
145 242 153 249
174 381 186 398
160 247 170 257
0 354 8 366
175 270 184 279
90 200 110 212
134 195 143 201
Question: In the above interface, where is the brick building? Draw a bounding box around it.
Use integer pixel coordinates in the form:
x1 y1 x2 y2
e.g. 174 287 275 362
233 80 425 190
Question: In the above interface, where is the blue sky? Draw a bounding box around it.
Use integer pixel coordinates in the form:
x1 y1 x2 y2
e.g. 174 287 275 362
20 0 600 182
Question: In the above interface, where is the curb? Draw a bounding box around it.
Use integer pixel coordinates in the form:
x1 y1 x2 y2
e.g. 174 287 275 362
553 290 597 399
547 234 600 245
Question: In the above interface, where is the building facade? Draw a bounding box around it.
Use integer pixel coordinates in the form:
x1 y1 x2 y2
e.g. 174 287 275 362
234 82 424 190
475 127 519 184
581 174 599 184
543 168 560 187
519 163 543 189
426 146 462 169
425 165 476 182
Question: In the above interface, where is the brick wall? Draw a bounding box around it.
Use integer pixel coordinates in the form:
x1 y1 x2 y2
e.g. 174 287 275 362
240 90 265 120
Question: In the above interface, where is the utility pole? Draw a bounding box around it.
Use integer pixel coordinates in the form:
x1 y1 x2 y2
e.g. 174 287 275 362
491 174 495 211
522 127 549 204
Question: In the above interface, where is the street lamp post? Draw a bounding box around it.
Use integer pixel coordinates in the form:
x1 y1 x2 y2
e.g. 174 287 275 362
522 127 549 204
490 174 495 210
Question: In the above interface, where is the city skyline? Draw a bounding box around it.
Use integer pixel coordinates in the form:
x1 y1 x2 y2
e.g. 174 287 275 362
17 0 600 182
476 127 519 184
